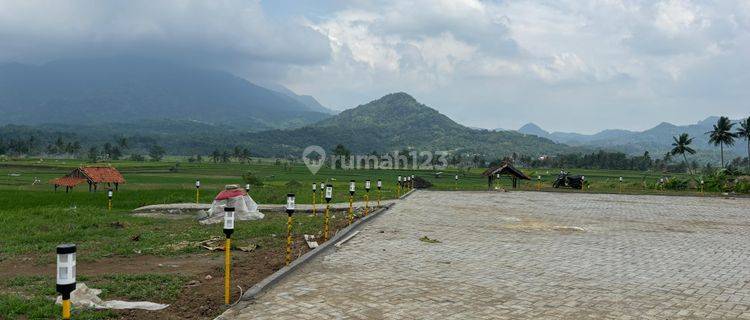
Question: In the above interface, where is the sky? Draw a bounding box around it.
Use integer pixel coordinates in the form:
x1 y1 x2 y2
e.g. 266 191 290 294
0 0 748 134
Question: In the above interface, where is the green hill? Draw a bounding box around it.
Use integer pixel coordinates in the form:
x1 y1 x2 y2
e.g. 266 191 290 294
245 92 575 157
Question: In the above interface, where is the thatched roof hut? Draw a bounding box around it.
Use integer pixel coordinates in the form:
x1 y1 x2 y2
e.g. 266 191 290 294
482 162 530 189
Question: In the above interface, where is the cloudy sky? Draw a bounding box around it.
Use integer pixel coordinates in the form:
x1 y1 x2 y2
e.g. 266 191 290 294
1 0 748 133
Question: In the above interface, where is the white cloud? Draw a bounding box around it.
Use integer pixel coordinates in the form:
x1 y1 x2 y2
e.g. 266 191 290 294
0 0 748 132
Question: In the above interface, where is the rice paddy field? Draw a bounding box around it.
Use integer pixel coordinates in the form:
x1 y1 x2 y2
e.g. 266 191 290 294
0 157 720 319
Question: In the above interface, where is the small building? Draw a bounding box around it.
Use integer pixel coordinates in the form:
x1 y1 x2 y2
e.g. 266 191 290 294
482 162 530 190
50 166 126 192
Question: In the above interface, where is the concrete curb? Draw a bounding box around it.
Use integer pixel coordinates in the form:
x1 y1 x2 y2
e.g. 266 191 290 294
240 202 397 300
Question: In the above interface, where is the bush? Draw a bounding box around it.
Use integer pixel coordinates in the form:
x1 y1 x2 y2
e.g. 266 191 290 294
241 171 263 186
129 154 145 162
663 177 688 190
285 180 302 188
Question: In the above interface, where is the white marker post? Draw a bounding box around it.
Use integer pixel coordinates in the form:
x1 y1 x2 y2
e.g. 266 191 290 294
348 180 355 224
311 183 317 216
397 176 402 197
364 179 371 216
195 180 201 204
285 194 295 265
376 179 382 206
107 189 113 211
323 185 333 241
223 207 235 304
56 244 76 320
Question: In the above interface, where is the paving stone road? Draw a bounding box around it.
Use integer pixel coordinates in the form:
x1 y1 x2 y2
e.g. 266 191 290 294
221 191 750 319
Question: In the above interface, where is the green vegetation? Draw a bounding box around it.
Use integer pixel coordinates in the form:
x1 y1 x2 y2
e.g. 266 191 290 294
0 156 747 319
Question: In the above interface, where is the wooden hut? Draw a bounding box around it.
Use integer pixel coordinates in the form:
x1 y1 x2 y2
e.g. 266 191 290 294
481 162 530 190
50 166 126 192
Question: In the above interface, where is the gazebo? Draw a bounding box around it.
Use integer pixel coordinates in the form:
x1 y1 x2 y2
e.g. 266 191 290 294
50 166 126 192
481 162 530 190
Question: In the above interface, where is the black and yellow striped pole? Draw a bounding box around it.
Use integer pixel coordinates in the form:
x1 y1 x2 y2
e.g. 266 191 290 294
223 207 235 304
311 183 317 216
319 182 325 203
581 175 586 191
285 194 295 266
397 176 402 197
364 179 371 216
619 177 623 193
537 175 541 191
348 180 355 225
323 185 332 241
107 189 113 211
195 180 201 204
376 179 382 206
245 184 250 194
56 244 76 320
411 174 415 190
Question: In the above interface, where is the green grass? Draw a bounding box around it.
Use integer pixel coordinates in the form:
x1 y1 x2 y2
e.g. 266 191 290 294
0 157 732 319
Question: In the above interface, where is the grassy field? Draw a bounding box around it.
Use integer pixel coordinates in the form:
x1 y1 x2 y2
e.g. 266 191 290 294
0 158 718 319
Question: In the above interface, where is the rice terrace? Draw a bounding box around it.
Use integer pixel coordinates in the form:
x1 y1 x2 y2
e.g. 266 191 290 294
2 1 750 319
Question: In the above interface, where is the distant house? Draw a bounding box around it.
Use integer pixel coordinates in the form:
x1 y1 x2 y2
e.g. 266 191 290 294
50 166 126 192
482 162 531 190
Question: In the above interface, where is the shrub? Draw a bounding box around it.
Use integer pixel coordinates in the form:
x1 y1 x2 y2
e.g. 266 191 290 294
285 180 302 188
663 177 688 190
242 171 264 186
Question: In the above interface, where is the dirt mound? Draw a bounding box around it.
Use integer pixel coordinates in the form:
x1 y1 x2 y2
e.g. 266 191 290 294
413 176 433 189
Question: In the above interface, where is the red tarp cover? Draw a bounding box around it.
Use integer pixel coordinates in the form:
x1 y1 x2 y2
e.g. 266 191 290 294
214 189 247 200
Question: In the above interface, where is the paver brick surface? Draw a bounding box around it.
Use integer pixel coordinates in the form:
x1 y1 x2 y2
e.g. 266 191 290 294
221 191 750 319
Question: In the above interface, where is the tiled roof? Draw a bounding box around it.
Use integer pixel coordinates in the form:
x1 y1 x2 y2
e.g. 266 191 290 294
80 167 126 183
50 177 87 187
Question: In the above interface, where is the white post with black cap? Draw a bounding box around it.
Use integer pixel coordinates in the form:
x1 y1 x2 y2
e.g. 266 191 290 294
397 176 402 197
311 182 317 216
285 194 295 265
348 180 355 225
195 179 201 204
323 185 332 241
364 179 371 216
223 206 235 304
56 243 76 319
376 179 382 206
107 189 113 211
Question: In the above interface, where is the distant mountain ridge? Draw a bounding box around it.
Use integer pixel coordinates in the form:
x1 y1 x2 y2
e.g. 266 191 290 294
517 117 748 157
0 57 331 129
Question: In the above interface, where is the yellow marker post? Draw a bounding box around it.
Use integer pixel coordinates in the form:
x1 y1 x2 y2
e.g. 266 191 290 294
311 183 317 216
364 180 371 216
376 179 382 206
195 180 201 204
455 174 458 190
285 194 295 266
619 177 623 194
537 176 541 191
700 180 704 196
397 176 402 198
348 180 355 225
107 189 113 211
56 244 76 320
323 184 332 241
222 207 235 305
319 182 325 203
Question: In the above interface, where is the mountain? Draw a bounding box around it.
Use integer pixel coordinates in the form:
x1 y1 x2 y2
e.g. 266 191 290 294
261 83 335 114
244 92 575 157
518 123 550 139
0 57 331 129
516 118 748 159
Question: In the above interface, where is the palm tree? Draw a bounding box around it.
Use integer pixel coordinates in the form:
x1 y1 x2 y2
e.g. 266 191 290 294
671 133 696 175
737 116 750 173
707 116 737 168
